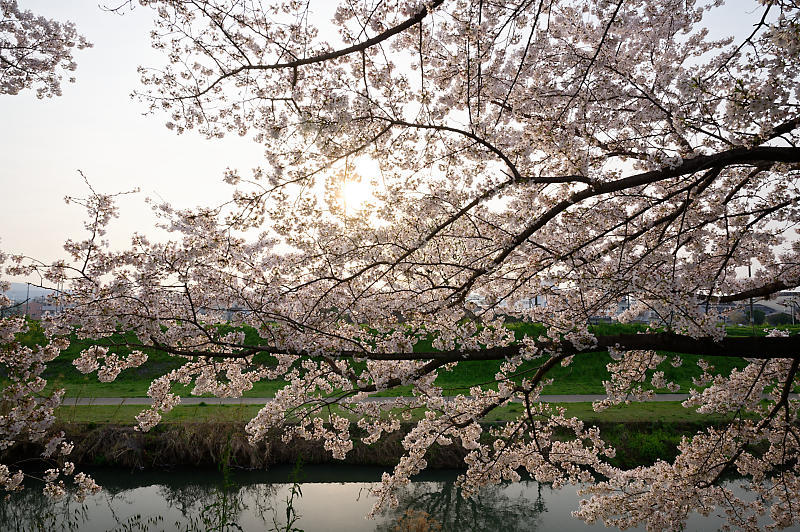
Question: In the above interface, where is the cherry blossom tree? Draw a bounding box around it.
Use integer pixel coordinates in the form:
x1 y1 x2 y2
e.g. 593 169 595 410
0 0 91 97
4 0 800 529
0 1 99 502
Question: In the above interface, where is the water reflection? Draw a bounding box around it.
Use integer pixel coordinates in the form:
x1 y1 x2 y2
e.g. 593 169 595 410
376 480 545 531
0 488 89 532
1 467 800 531
157 482 276 531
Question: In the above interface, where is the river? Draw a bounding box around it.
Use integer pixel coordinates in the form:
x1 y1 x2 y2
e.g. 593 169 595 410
1 465 797 531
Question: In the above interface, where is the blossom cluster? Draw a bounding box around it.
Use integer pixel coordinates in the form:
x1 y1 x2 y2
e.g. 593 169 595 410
0 0 91 97
0 255 99 500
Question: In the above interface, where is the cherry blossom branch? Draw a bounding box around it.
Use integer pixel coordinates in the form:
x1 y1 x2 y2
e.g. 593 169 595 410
146 0 445 101
446 145 800 302
129 332 800 361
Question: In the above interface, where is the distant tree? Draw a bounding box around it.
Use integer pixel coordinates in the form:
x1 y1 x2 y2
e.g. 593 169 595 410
4 0 800 529
0 0 91 97
746 308 767 325
767 312 793 326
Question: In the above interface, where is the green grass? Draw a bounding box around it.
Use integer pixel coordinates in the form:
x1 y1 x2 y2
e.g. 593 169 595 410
54 401 739 426
55 403 265 424
481 400 744 424
8 321 799 398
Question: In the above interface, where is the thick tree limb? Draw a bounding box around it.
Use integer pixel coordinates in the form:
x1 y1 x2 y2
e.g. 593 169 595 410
146 332 800 361
355 333 800 361
711 279 800 303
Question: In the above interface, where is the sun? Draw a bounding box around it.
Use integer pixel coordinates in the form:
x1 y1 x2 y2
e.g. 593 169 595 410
341 179 373 214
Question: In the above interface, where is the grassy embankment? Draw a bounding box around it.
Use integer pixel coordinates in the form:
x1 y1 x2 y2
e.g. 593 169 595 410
36 321 796 398
7 321 796 428
2 321 787 469
54 400 736 425
49 402 747 470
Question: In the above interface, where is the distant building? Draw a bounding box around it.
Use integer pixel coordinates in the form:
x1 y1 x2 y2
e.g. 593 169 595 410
0 296 64 319
24 300 44 319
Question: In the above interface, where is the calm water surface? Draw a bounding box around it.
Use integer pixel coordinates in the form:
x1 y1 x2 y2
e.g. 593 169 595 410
1 465 797 531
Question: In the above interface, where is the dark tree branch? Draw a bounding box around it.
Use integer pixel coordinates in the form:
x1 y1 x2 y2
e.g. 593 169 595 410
177 0 446 99
711 279 800 304
144 332 800 362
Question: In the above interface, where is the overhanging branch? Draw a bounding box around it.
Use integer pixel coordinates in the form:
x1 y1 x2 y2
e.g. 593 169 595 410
356 333 800 361
147 333 800 361
710 279 800 304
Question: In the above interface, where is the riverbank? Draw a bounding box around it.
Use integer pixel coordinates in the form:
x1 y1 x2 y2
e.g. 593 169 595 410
3 417 722 472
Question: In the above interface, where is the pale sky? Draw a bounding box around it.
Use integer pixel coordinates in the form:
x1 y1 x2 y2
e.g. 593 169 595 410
0 1 266 280
0 1 760 282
